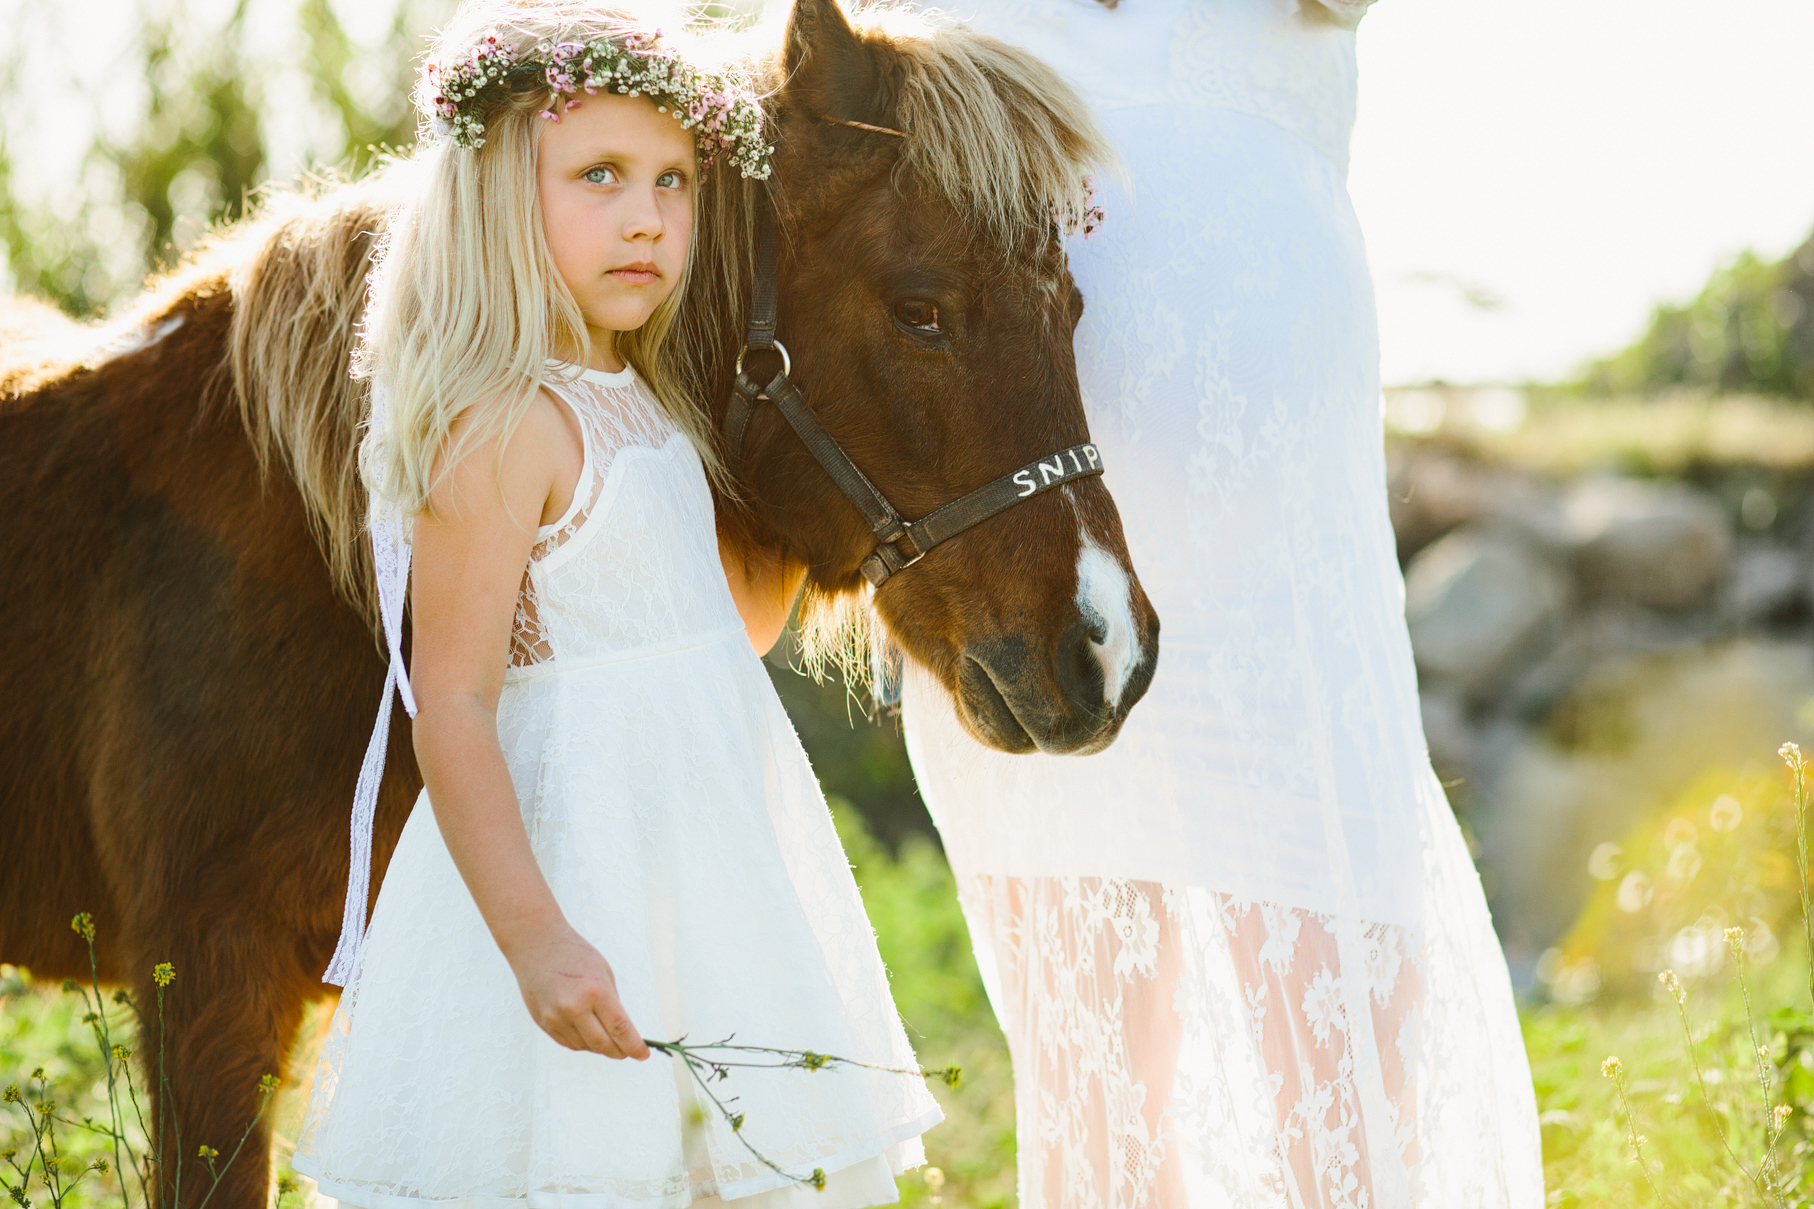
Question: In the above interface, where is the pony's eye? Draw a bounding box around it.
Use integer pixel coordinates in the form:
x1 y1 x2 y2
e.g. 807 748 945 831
893 299 941 333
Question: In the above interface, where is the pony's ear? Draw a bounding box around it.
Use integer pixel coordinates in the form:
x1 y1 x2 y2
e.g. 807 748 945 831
782 0 881 124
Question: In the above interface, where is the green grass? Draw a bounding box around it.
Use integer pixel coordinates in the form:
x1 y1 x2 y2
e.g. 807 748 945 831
1389 390 1814 479
829 800 1017 1208
21 792 1814 1207
1527 962 1814 1207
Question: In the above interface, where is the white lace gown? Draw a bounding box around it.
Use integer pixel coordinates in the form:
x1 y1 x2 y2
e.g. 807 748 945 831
899 1 1544 1204
295 366 941 1209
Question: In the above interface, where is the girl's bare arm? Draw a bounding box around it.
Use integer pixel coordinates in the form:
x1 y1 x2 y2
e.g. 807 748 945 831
408 393 649 1061
718 522 807 656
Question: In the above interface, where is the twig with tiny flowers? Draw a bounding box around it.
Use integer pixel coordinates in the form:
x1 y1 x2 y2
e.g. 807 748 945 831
1723 927 1791 1207
1657 968 1772 1197
1601 1056 1677 1208
1782 743 1814 1015
644 1036 960 1192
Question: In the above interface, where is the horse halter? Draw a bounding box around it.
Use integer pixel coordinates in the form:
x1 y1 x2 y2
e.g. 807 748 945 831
722 204 1106 587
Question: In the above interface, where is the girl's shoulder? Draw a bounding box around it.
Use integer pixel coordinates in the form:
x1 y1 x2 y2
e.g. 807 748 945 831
428 385 584 525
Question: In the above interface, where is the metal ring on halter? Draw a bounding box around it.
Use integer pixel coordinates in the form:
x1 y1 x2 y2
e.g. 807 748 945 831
735 339 791 380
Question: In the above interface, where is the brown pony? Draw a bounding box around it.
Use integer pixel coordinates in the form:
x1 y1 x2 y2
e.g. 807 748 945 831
0 0 1158 1203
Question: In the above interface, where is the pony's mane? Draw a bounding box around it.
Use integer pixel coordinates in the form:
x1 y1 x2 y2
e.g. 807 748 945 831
855 7 1114 246
224 173 406 627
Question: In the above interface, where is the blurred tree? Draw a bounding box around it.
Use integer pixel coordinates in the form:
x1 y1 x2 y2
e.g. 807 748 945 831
1584 228 1814 402
0 0 444 318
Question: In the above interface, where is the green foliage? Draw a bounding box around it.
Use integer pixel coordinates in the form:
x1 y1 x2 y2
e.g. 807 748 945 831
832 800 1018 1208
1583 231 1814 402
0 920 282 1209
1530 745 1814 1205
0 0 442 317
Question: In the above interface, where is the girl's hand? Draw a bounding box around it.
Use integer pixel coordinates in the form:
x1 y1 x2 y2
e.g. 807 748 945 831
507 926 652 1060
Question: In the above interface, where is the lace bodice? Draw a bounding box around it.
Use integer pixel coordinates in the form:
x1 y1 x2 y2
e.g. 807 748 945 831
507 365 742 672
941 0 1361 171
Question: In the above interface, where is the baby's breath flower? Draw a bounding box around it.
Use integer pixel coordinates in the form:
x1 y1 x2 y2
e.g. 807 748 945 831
1658 970 1683 1001
153 963 174 988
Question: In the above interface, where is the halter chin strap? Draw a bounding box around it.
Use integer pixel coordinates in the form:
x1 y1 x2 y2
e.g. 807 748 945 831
722 204 1105 587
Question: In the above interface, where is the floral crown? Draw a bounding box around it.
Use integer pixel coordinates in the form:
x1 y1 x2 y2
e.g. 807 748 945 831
423 28 772 180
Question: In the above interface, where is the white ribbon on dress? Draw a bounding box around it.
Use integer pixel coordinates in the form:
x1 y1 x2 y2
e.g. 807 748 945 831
323 408 419 986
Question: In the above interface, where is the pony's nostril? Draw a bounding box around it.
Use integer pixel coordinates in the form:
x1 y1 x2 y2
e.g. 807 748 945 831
1055 617 1108 708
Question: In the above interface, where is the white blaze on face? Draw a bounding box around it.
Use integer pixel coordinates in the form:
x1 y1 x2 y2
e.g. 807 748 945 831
1074 539 1138 706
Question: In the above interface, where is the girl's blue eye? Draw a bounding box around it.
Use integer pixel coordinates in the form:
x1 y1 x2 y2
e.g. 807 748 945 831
584 166 616 185
657 170 684 189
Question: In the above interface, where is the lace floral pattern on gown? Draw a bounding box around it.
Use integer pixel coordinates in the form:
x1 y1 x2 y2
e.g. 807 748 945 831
899 0 1542 1204
296 365 941 1209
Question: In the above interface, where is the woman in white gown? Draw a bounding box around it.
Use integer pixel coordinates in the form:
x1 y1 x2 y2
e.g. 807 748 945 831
899 0 1545 1204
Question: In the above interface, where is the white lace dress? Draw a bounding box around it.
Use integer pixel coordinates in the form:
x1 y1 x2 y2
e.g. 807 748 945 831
294 366 941 1209
899 1 1544 1205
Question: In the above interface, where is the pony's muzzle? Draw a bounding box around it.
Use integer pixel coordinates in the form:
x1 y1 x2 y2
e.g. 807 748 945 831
954 608 1159 756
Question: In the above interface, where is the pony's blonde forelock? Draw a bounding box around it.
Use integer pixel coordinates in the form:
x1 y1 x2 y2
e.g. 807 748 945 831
854 6 1116 248
361 0 737 522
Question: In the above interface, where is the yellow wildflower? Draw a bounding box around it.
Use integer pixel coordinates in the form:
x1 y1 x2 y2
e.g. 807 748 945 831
153 963 174 988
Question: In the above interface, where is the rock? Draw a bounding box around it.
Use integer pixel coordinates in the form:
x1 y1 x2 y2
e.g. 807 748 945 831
1477 640 1814 975
1387 449 1561 563
1724 544 1807 624
1419 688 1474 781
1565 478 1731 609
1405 526 1570 698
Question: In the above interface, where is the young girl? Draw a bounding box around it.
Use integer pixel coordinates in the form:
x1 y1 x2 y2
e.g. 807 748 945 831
291 3 942 1204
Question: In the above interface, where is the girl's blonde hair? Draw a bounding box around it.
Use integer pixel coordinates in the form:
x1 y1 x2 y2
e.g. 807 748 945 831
356 0 740 518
